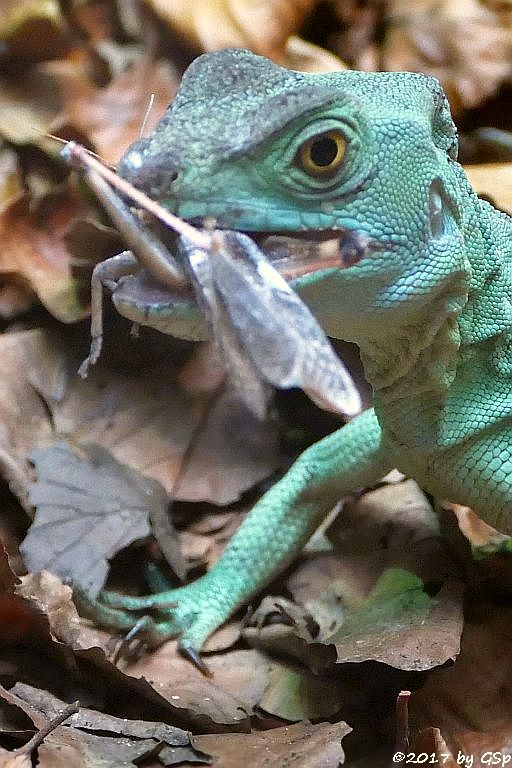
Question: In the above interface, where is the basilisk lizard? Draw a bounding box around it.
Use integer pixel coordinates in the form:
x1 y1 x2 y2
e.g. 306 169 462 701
77 48 512 665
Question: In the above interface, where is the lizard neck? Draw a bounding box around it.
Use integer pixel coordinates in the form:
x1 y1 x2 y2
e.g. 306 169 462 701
359 193 512 456
358 275 469 405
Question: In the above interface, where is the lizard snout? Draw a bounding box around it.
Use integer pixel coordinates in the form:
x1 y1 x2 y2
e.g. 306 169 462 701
117 139 180 200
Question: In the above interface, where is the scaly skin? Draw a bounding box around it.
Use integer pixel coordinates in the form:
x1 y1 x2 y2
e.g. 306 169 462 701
79 49 512 658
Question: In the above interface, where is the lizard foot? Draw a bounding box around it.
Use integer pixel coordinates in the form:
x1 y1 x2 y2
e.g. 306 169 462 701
73 576 227 670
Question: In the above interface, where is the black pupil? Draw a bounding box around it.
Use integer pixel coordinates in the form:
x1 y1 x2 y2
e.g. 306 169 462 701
309 136 338 167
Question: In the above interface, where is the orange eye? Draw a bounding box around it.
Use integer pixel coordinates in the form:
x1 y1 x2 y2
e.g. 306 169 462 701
297 130 346 176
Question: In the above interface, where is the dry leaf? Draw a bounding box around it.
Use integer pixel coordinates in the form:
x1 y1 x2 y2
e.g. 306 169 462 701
125 646 269 729
0 750 31 767
0 0 69 65
0 64 63 146
326 574 463 670
465 163 512 215
443 501 512 552
54 55 179 165
0 146 22 209
188 720 351 768
383 0 512 112
246 481 463 671
411 601 512 760
0 188 90 322
0 546 52 645
21 443 160 597
284 35 347 72
8 684 205 766
0 328 279 509
146 0 334 68
15 571 81 645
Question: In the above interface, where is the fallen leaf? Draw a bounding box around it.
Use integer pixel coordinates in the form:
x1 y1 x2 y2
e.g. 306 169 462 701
0 563 241 735
0 749 31 767
187 720 351 768
15 570 81 644
54 54 179 165
125 646 269 730
383 0 512 112
0 327 280 510
0 146 22 208
8 683 206 766
284 35 347 72
464 162 512 215
246 481 463 671
326 573 463 670
0 0 69 64
0 64 63 146
21 442 160 597
0 188 91 322
411 601 512 759
145 0 343 69
0 546 52 645
443 501 512 556
292 479 458 623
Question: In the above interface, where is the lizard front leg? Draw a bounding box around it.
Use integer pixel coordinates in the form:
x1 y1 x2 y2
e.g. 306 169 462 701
77 407 391 657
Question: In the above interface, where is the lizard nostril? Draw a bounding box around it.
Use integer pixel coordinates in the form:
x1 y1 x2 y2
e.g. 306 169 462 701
117 143 180 197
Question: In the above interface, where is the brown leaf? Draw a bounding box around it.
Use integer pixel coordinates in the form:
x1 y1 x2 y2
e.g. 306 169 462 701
15 571 81 645
0 546 52 645
20 443 160 597
0 750 31 767
382 0 512 112
8 683 205 766
411 602 512 760
0 146 22 209
55 54 179 165
444 501 512 550
328 577 463 670
188 720 351 768
0 188 91 322
0 327 279 510
465 163 512 216
146 0 324 67
0 64 63 146
125 646 269 729
284 35 348 72
247 481 463 671
0 0 70 64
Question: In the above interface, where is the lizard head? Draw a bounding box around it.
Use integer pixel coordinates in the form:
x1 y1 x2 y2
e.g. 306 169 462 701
118 48 471 345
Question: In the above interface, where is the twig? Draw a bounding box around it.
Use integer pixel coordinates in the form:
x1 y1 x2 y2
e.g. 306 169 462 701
18 700 80 755
395 690 410 754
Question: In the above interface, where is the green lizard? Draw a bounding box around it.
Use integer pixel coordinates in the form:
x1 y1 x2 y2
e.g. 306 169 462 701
79 47 512 664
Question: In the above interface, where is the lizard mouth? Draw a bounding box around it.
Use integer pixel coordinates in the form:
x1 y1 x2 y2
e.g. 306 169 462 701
241 229 380 281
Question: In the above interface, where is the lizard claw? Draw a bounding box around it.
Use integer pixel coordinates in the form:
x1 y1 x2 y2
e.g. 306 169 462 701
179 645 213 677
73 576 232 671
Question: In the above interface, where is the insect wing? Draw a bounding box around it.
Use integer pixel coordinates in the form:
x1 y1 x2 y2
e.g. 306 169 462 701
210 231 361 417
184 241 271 419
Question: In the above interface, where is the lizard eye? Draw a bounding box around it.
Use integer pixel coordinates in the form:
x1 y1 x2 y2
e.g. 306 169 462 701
297 130 346 176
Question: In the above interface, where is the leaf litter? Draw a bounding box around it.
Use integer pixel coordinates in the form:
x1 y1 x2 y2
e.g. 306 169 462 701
1 1 512 765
